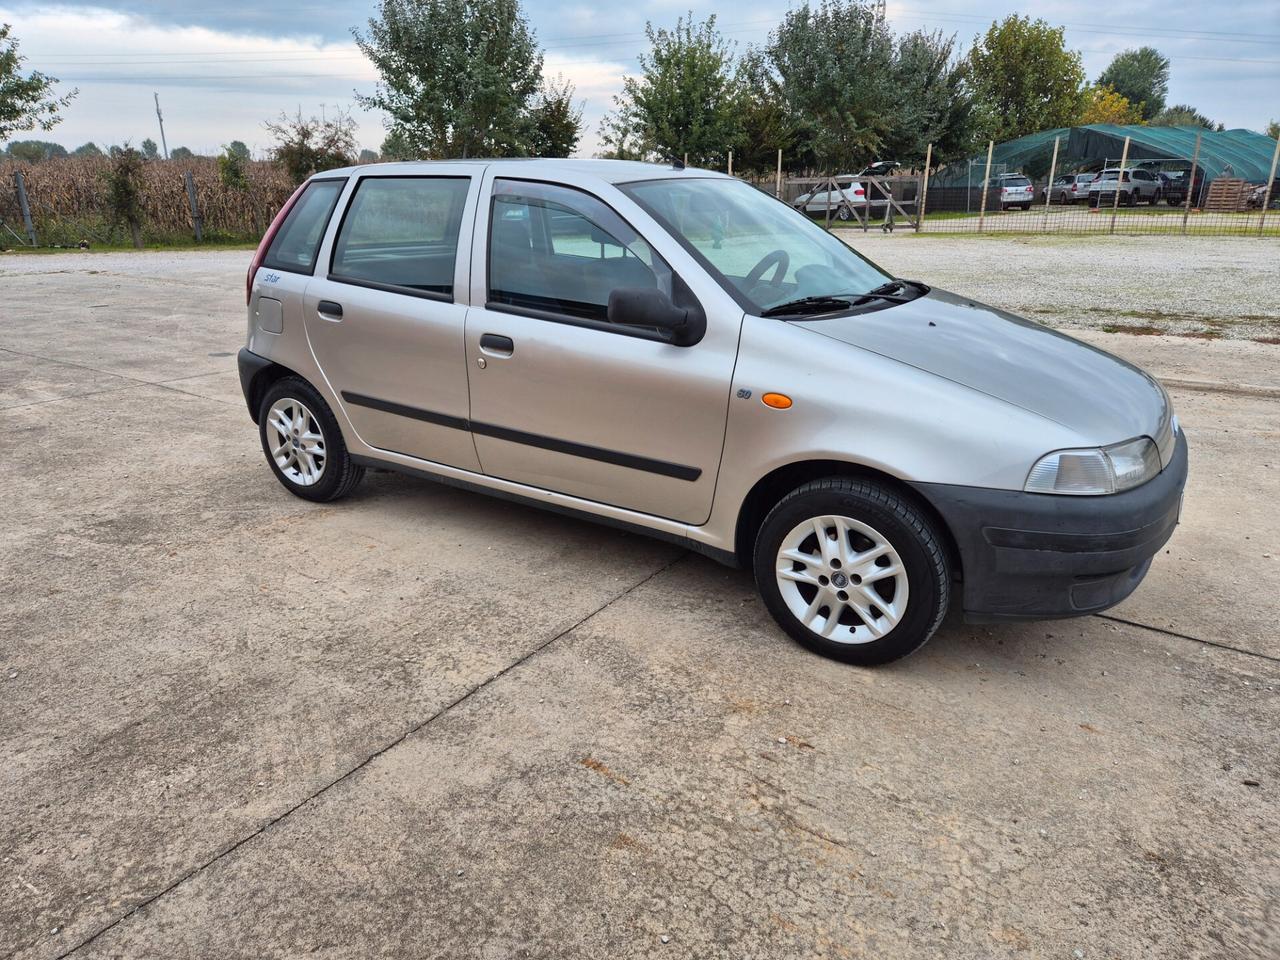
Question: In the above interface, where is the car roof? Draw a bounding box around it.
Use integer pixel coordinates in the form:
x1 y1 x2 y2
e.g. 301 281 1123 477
315 157 734 186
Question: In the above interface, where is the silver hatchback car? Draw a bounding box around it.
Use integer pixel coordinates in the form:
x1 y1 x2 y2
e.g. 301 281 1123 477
240 159 1187 665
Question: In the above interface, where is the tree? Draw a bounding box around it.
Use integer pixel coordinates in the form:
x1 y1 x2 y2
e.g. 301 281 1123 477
264 109 357 182
355 0 543 158
218 143 249 190
1151 104 1220 130
599 15 739 167
380 128 414 160
226 140 251 161
358 148 379 163
1097 47 1169 122
140 137 158 159
169 146 195 161
529 75 582 157
71 141 101 157
1265 119 1278 140
730 48 795 175
967 15 1084 143
104 145 146 248
0 23 77 143
1079 85 1143 125
885 28 975 165
4 139 67 161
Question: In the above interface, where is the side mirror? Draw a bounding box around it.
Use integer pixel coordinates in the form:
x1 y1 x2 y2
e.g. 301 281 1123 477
607 287 704 346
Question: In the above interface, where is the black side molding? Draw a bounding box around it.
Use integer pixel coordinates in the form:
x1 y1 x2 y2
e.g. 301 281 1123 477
340 391 701 482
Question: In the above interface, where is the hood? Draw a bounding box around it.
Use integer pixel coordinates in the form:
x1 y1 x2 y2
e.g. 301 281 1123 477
801 288 1169 444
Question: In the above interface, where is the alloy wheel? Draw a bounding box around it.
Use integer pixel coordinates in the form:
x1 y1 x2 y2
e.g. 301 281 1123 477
774 514 909 644
266 397 326 486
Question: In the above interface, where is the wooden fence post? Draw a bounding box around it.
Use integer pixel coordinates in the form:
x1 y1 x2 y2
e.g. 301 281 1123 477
917 143 932 233
977 140 994 233
184 171 203 242
1257 136 1279 237
775 149 782 198
1181 132 1202 235
1043 135 1060 231
14 171 37 246
727 150 733 176
1109 136 1131 235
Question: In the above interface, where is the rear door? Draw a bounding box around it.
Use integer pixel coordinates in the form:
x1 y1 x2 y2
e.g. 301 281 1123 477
462 176 738 525
303 170 482 470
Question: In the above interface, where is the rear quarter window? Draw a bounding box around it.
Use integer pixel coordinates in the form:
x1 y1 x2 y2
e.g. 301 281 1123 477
261 179 345 274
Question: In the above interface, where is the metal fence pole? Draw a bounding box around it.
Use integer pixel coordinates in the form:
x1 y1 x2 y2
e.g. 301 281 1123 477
1109 136 1131 235
1257 136 1280 237
727 150 733 177
1043 136 1060 232
917 143 932 233
1182 132 1201 235
184 171 203 243
977 140 994 233
14 172 37 246
775 149 782 198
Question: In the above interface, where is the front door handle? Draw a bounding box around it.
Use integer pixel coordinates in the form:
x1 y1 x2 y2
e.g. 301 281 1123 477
479 333 514 357
317 300 344 321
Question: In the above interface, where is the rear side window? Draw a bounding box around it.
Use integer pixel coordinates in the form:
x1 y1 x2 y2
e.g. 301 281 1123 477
262 179 344 274
330 177 470 297
488 179 672 324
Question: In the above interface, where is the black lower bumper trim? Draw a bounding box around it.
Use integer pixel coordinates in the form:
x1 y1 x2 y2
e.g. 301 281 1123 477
237 347 274 422
911 430 1188 621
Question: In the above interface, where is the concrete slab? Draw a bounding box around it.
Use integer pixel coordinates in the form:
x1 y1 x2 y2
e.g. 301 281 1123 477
69 559 1280 959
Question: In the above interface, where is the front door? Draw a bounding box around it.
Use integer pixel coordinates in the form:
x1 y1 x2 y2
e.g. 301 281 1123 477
462 177 738 525
304 171 482 471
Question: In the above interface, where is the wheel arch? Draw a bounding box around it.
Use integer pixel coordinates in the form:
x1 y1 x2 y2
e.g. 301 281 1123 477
242 354 303 424
733 458 963 582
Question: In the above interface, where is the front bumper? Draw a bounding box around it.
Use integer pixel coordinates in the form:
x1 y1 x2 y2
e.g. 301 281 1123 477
911 430 1188 622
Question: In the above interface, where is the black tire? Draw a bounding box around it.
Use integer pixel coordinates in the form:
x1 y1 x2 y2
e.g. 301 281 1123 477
1127 190 1137 207
257 376 364 503
753 478 951 666
1088 196 1099 208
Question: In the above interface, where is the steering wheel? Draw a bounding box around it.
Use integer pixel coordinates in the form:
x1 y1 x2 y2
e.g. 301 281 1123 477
744 249 790 289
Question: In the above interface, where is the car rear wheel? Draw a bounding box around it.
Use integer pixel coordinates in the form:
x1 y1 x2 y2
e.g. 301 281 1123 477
1127 190 1138 207
258 376 364 502
753 478 951 665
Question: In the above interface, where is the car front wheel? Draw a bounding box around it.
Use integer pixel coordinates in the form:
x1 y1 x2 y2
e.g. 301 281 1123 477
258 376 364 502
753 478 951 665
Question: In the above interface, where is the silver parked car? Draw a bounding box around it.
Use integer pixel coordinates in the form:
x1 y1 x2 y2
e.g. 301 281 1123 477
1043 173 1096 204
240 159 1187 665
1088 167 1162 207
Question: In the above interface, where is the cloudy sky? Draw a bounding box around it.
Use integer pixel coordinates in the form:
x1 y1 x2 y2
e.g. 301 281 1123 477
2 0 1277 157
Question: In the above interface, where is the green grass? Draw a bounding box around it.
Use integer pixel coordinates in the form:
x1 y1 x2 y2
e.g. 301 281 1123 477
2 239 257 255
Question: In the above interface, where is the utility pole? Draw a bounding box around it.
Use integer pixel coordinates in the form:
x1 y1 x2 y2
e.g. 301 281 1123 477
154 93 170 160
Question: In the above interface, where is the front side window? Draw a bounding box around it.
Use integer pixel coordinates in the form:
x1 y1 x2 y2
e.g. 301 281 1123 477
621 177 891 315
262 179 344 274
488 179 672 323
330 176 470 296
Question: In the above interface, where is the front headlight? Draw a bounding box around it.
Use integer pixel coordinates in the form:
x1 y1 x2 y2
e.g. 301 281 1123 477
1025 436 1161 495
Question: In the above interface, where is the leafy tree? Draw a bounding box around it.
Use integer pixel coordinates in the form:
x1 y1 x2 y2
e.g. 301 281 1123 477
358 148 379 163
599 14 739 167
885 28 974 165
169 145 195 161
140 137 158 159
355 0 543 158
1264 119 1278 139
967 15 1084 143
1151 104 1220 130
218 143 249 190
104 145 146 248
225 140 250 161
1097 47 1169 122
264 109 357 182
529 75 582 157
379 128 414 160
4 138 67 161
71 141 102 157
730 48 795 175
0 23 77 143
1079 85 1144 125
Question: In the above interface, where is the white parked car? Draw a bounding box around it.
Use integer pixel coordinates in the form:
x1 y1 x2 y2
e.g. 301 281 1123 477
793 176 867 221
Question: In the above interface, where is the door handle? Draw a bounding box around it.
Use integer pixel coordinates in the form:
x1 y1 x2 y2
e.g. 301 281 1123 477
317 300 344 321
479 333 514 357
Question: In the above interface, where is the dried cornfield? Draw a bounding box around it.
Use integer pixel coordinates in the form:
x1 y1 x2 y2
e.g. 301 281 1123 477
0 156 298 246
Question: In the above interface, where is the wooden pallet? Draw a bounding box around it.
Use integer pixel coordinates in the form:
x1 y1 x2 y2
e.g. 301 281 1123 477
1203 178 1250 212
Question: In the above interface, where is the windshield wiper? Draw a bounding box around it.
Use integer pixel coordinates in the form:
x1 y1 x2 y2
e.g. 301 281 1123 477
761 295 853 317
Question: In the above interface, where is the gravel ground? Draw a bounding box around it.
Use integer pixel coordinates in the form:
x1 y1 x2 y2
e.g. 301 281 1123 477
839 233 1280 342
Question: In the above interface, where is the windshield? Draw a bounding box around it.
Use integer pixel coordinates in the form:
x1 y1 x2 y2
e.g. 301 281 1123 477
620 177 892 315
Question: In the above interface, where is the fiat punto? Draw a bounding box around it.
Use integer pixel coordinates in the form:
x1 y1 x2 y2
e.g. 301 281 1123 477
239 159 1187 665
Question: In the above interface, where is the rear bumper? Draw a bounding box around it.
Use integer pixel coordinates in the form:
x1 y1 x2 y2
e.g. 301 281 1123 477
237 347 273 422
911 430 1188 622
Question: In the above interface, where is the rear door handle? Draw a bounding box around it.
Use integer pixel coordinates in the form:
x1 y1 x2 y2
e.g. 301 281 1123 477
317 300 344 321
479 333 514 357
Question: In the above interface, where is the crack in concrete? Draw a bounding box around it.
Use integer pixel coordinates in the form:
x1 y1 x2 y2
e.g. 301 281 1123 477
0 346 235 410
1094 612 1280 665
53 552 686 959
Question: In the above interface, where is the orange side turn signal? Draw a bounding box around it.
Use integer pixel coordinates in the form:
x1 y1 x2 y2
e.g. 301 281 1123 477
761 392 793 410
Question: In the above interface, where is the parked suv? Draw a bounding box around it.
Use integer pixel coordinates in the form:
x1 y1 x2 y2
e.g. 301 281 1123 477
1043 173 1096 204
1088 167 1162 207
240 160 1186 665
988 174 1034 210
